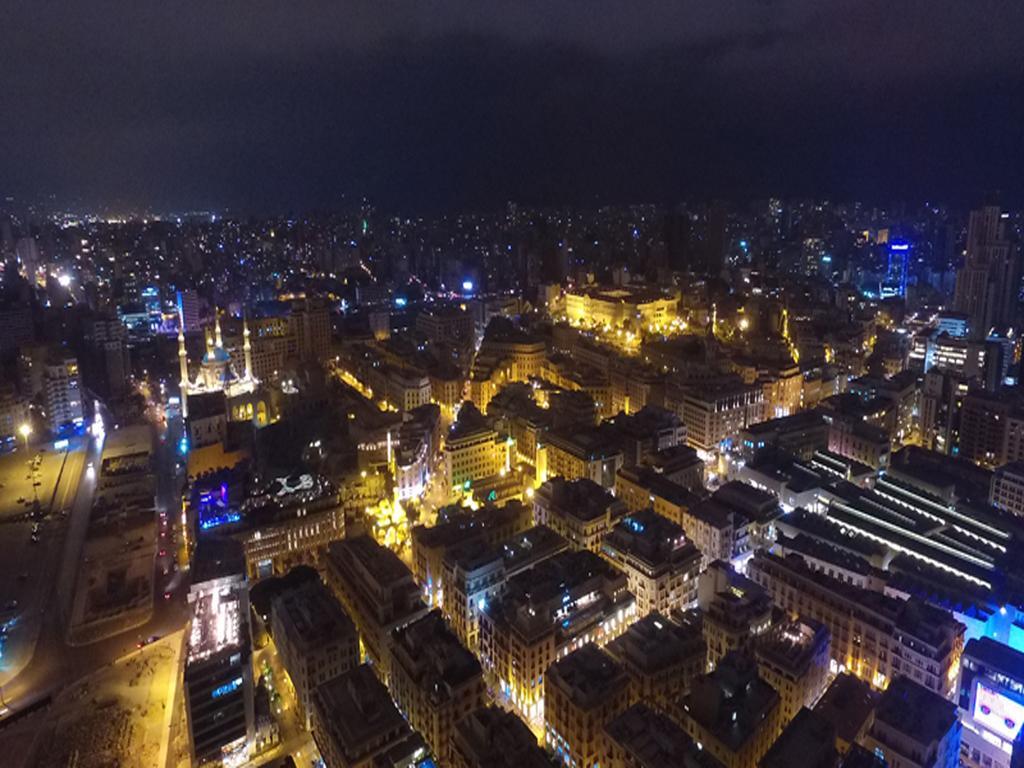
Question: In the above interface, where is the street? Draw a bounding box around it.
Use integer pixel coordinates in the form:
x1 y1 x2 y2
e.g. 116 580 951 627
0 413 191 764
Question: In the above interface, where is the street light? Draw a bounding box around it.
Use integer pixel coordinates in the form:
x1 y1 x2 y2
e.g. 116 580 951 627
18 423 31 451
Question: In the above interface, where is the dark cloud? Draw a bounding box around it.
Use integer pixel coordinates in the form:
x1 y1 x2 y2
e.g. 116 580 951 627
2 1 1023 212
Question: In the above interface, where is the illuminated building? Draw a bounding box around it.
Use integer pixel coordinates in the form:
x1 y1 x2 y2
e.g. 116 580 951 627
676 652 782 768
410 501 532 608
880 241 911 299
178 309 272 445
416 305 476 349
755 617 831 724
953 206 1020 338
310 664 433 768
924 333 990 380
698 561 774 668
271 579 359 728
738 409 829 461
442 524 568 652
807 471 1024 642
748 551 965 699
184 537 254 766
563 285 678 330
991 462 1024 518
606 405 686 467
443 402 510 498
468 321 546 411
602 703 717 768
389 610 486 765
645 444 705 490
543 426 624 488
42 349 83 432
323 535 429 683
677 378 764 458
450 706 555 768
825 415 890 469
478 549 636 725
544 644 631 768
533 477 627 553
958 389 1024 468
230 475 347 579
958 637 1024 768
396 403 441 501
605 610 706 714
600 509 701 616
863 676 961 768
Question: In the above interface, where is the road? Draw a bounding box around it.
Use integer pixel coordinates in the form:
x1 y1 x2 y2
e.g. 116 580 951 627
0 415 190 724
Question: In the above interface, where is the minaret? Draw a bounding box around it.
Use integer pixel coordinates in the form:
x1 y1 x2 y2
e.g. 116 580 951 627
205 328 214 358
177 310 189 418
243 313 253 381
214 308 223 349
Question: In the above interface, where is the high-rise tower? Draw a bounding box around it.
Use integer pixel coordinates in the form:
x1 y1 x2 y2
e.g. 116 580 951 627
953 205 1020 337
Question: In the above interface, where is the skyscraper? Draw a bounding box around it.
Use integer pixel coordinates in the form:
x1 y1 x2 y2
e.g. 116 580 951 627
953 205 1020 337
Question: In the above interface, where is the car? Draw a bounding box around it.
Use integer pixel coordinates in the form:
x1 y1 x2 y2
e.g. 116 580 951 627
30 534 40 544
158 549 167 557
163 591 172 600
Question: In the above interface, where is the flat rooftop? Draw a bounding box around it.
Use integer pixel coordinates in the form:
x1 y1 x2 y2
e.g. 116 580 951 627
548 643 628 709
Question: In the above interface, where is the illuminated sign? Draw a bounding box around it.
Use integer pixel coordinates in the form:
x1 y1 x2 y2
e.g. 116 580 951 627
975 682 1024 742
211 677 243 699
53 439 69 450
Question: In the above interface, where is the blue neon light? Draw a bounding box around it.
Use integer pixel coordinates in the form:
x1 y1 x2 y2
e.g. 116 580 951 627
462 280 474 292
211 677 243 699
200 511 242 530
394 296 408 307
890 243 910 251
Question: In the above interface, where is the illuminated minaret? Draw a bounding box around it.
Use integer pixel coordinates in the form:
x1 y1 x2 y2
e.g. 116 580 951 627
243 313 253 381
178 310 190 418
214 308 224 349
205 328 214 358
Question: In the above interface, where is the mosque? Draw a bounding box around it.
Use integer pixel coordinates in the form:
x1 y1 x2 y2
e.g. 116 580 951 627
178 309 273 447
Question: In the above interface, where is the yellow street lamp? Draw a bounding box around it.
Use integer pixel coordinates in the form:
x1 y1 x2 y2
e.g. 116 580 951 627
18 423 31 450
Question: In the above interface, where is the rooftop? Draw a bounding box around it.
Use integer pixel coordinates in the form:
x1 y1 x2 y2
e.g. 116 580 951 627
312 665 411 763
813 674 878 747
756 617 830 677
683 652 779 752
272 580 356 654
873 675 958 744
606 610 705 677
547 643 629 709
964 636 1024 680
605 704 721 768
535 476 624 522
759 708 838 768
602 509 700 573
452 707 554 768
391 610 482 703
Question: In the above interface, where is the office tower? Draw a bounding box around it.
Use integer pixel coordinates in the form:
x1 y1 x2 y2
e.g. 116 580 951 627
43 349 83 432
184 538 255 766
954 206 1020 337
880 241 911 299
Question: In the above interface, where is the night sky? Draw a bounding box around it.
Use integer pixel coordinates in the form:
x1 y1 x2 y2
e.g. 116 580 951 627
3 1 1023 213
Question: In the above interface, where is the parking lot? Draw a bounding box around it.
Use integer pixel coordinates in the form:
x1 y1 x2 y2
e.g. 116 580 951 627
0 443 85 673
